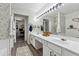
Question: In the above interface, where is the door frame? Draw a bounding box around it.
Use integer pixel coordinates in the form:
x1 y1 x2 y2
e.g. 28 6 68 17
13 13 29 43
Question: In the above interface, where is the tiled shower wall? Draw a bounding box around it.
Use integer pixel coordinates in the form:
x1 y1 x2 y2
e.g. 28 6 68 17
0 3 10 39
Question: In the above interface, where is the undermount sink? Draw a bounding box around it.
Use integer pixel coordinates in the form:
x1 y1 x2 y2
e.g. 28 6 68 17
61 38 67 41
51 37 68 44
54 38 67 42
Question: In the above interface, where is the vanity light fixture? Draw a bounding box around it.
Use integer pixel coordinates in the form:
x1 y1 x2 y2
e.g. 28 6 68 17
50 8 52 11
56 4 59 8
37 3 64 19
52 6 55 10
57 3 64 8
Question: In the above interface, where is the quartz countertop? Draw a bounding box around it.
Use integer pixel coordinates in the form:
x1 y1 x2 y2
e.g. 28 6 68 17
30 32 79 55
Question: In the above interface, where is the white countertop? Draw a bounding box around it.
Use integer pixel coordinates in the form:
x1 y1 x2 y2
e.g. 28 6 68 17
30 32 79 55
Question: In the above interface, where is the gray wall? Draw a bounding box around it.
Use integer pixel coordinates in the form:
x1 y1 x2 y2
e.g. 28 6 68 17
0 3 10 39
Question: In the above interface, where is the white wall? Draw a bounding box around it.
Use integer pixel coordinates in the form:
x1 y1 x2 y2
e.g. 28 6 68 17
65 11 79 38
24 17 28 43
0 39 10 56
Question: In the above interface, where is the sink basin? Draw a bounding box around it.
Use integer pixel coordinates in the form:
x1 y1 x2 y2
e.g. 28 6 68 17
50 37 68 45
61 38 67 41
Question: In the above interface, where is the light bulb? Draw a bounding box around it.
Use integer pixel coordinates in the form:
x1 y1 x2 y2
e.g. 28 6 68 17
61 3 64 6
57 3 64 8
53 3 58 6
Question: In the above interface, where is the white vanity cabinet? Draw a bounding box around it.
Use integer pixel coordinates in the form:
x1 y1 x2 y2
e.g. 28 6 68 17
30 35 35 47
30 34 42 49
30 34 79 56
43 40 78 56
43 42 61 56
43 41 78 56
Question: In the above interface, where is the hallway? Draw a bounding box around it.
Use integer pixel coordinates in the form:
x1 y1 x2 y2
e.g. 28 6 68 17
11 37 42 56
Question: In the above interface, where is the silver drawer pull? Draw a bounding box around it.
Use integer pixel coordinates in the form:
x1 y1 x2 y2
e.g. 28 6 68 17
54 54 56 56
50 51 53 56
50 51 52 56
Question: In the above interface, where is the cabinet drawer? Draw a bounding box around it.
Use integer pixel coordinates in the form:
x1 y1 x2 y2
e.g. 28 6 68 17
34 37 42 43
47 42 61 54
42 40 48 46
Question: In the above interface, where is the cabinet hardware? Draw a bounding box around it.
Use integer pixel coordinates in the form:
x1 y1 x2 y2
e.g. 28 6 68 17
54 54 56 56
50 51 52 56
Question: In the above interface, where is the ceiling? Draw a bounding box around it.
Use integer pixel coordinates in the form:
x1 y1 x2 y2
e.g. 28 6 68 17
47 3 79 17
57 3 79 15
12 3 48 15
12 3 79 16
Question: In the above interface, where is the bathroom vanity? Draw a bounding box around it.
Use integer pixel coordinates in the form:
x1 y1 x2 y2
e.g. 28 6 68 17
30 33 79 56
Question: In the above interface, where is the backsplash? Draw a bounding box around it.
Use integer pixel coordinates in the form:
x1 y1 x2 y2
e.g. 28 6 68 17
0 3 10 39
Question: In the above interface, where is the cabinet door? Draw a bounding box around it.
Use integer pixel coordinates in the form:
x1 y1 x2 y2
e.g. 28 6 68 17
62 48 78 56
47 42 61 54
30 36 35 47
43 45 54 56
53 51 61 56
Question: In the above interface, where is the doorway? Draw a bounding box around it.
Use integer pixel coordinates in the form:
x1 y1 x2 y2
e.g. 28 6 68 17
14 14 28 42
11 14 32 56
16 19 24 42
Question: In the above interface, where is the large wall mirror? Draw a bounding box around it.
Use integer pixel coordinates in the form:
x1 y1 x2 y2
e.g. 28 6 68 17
41 12 58 34
43 19 49 32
